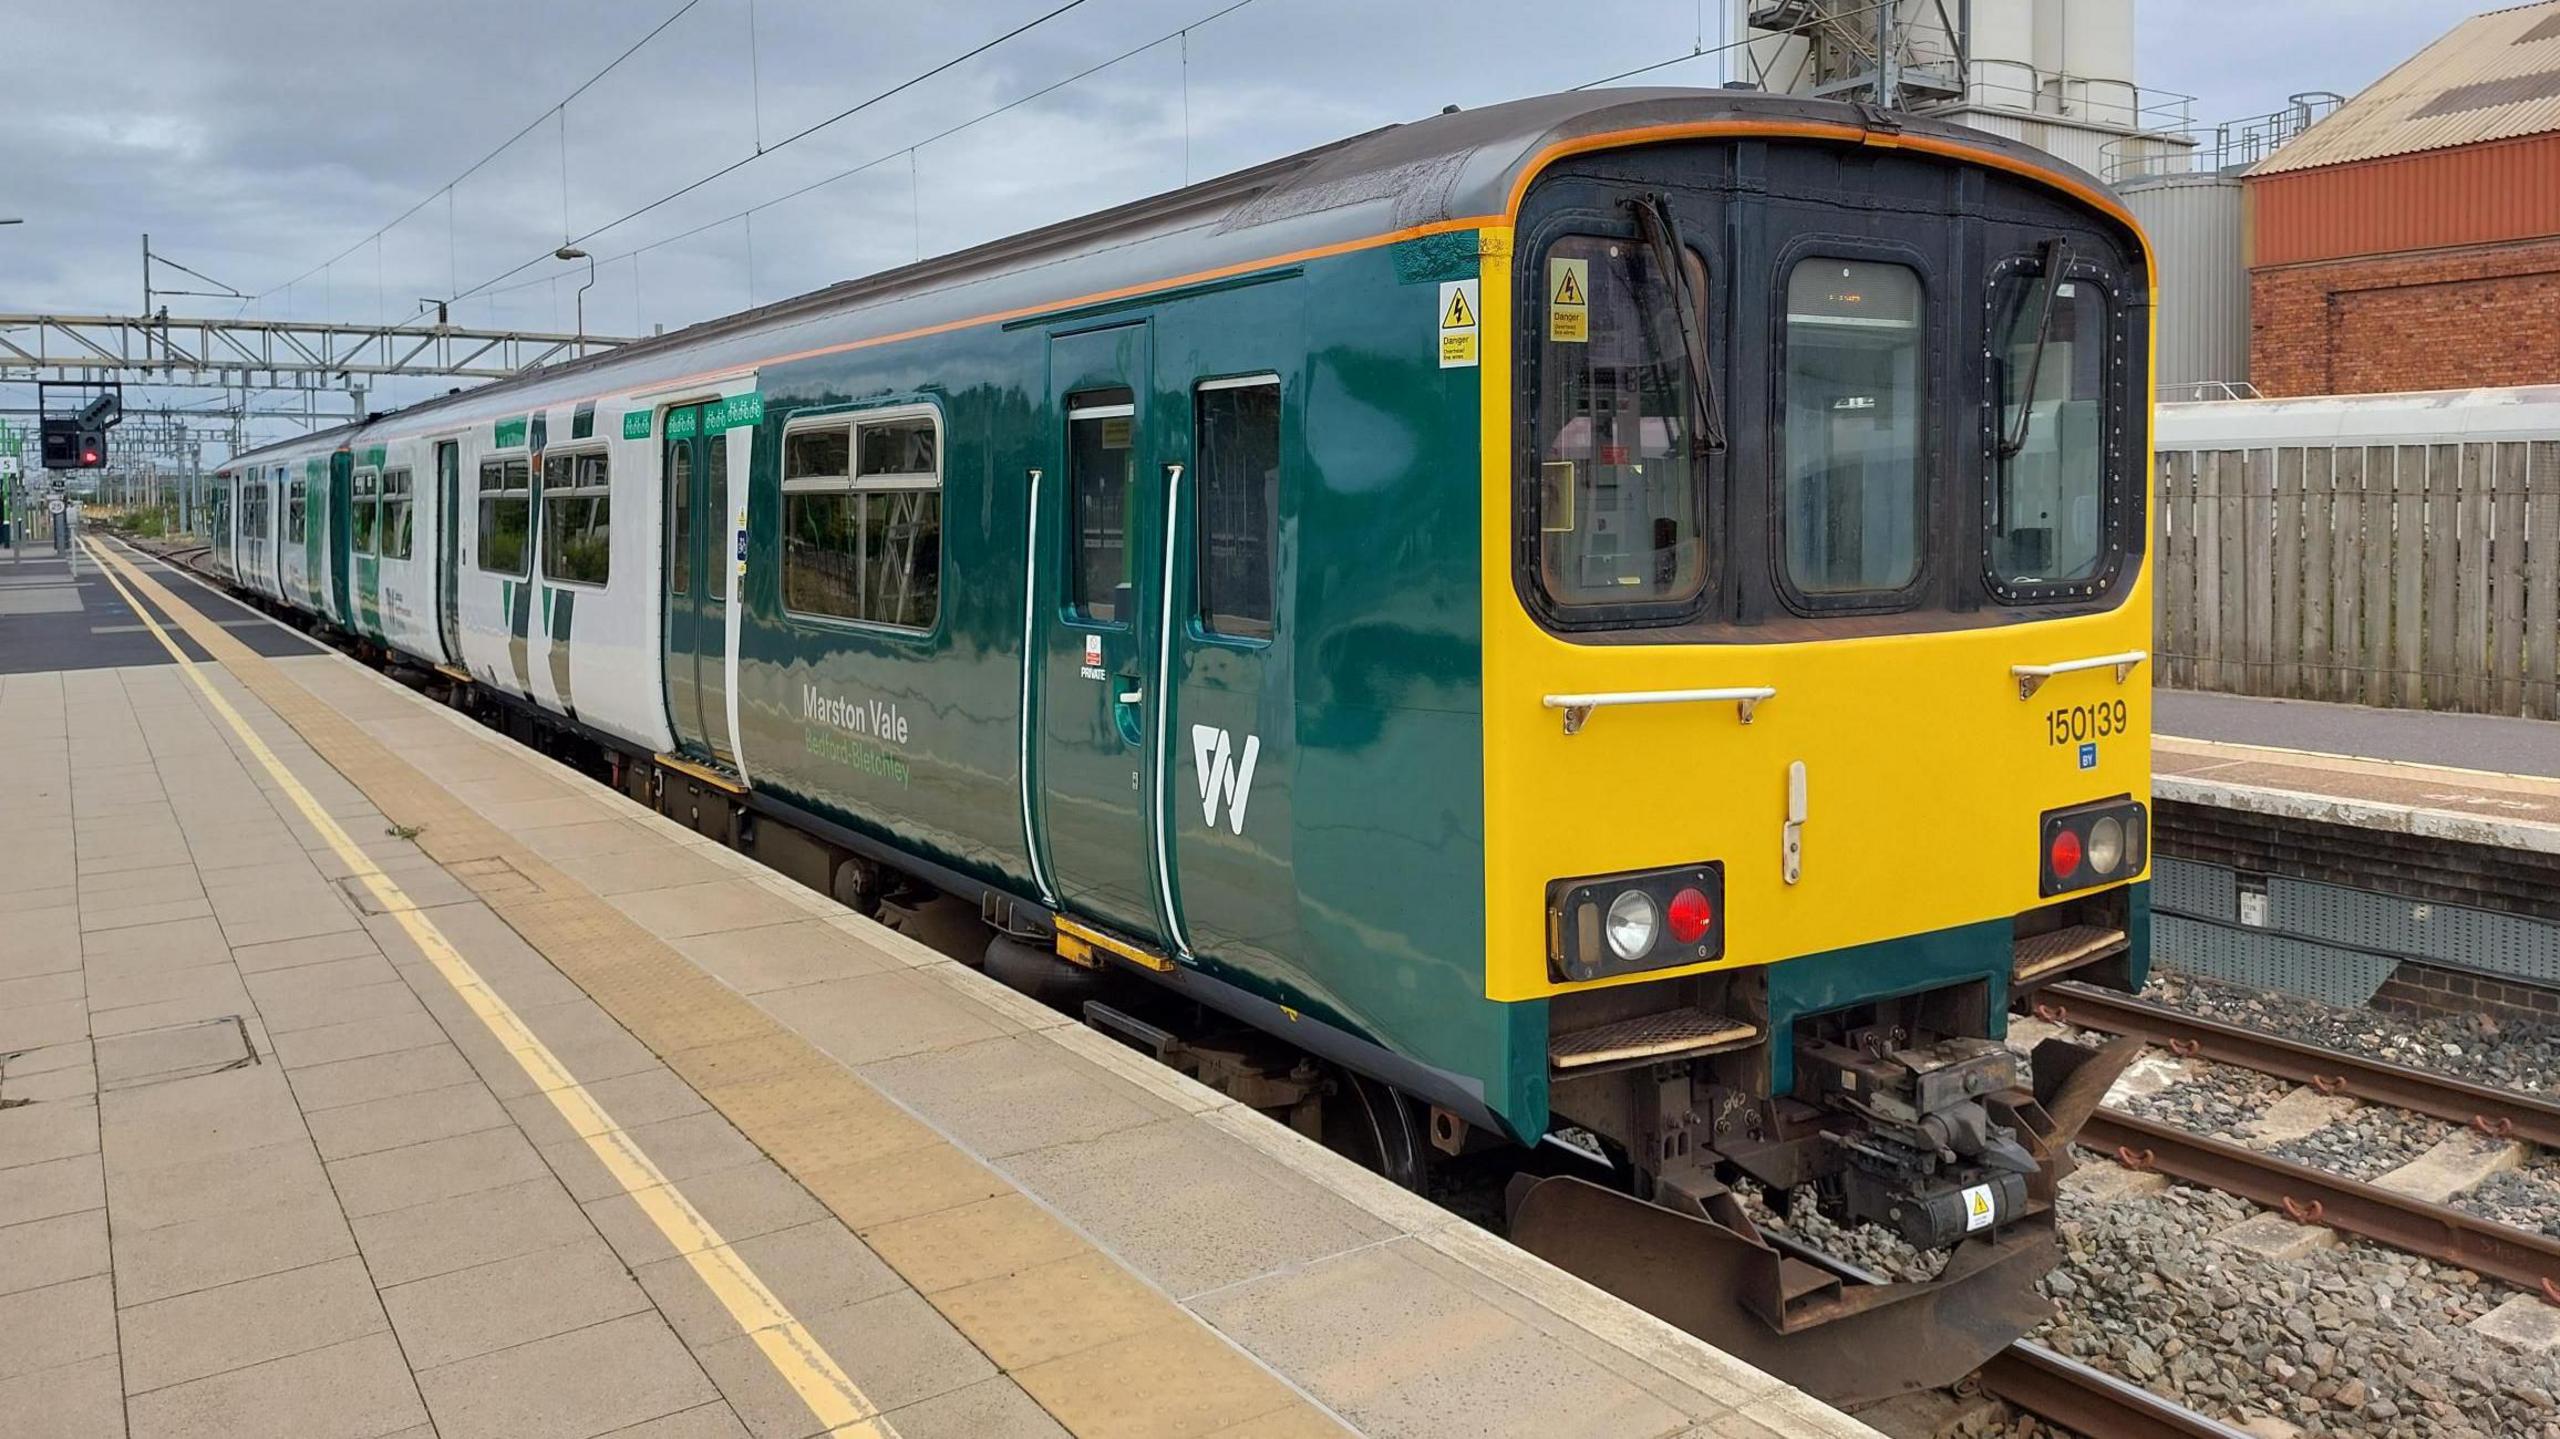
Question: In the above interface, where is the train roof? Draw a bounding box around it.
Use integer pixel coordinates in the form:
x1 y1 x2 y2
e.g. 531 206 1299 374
226 87 2121 472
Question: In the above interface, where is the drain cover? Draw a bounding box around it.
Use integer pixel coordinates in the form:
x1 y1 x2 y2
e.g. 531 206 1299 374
92 1015 260 1092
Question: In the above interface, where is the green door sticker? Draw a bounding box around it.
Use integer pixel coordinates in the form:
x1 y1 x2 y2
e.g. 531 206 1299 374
621 409 653 440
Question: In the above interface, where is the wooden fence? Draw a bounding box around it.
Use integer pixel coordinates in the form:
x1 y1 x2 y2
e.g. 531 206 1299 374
2152 441 2560 718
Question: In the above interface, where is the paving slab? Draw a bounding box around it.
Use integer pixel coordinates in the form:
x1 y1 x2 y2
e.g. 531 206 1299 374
0 551 1887 1439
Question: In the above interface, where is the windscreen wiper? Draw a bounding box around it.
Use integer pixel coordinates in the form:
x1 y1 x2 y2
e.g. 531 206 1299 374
1998 236 2074 460
1627 193 1727 457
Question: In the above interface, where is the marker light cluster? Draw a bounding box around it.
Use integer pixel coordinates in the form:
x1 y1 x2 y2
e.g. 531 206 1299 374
2040 797 2148 897
1547 863 1725 983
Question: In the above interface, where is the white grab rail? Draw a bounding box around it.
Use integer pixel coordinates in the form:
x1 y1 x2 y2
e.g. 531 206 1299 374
1542 686 1776 736
2011 650 2147 699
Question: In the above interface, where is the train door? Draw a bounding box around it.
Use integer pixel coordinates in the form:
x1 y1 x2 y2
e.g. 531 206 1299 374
1032 322 1164 942
435 441 463 665
328 451 353 627
659 402 734 765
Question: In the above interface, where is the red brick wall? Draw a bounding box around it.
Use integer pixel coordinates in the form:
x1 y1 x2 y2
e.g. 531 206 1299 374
2248 237 2560 397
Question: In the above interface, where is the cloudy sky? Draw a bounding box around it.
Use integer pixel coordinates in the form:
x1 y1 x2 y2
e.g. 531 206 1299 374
0 0 2493 455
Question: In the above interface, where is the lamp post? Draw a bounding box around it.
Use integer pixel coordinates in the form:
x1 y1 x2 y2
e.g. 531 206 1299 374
555 246 595 356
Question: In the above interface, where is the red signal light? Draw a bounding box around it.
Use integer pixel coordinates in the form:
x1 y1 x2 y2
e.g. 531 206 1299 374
1666 887 1714 945
2048 827 2082 880
81 445 99 465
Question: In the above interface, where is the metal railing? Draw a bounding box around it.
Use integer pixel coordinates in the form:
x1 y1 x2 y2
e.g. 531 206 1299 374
2103 92 2346 182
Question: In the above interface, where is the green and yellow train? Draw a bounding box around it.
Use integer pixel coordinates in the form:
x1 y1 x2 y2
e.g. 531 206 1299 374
213 88 2155 1395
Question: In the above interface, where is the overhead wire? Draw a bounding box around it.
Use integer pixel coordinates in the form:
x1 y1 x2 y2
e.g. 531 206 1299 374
247 0 708 306
463 0 1260 310
440 0 1099 310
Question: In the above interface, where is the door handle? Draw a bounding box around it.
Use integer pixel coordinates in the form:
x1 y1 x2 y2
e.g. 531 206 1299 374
1118 687 1144 705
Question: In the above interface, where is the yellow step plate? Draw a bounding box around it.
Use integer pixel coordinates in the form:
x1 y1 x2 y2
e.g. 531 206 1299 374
656 751 747 795
1550 1008 1761 1071
2013 924 2129 984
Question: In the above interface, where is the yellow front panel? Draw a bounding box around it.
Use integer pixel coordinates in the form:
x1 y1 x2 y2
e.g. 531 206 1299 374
1475 228 2156 1002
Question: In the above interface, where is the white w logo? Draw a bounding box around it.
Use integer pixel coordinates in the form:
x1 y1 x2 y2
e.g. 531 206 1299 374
1191 724 1261 834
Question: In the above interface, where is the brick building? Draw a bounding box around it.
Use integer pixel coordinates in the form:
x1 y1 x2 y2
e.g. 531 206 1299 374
2247 1 2560 396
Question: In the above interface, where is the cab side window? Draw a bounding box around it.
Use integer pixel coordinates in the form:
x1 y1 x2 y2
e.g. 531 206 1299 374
1195 376 1280 639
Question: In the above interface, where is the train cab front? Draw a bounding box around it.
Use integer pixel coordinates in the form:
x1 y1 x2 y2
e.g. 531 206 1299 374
1475 104 2157 1405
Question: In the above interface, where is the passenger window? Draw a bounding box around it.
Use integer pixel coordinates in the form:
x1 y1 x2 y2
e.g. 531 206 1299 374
1989 269 2108 591
1067 391 1135 622
667 443 691 597
287 478 308 544
542 452 611 586
380 469 414 560
478 457 531 576
1781 259 1925 599
1195 377 1279 638
1532 234 1709 613
351 469 378 555
781 409 941 630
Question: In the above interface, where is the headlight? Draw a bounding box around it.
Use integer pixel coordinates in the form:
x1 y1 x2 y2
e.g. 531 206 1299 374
1546 863 1724 983
1605 890 1659 961
2087 816 2125 875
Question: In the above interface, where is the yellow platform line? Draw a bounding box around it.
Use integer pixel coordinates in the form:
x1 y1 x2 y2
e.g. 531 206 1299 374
86 539 897 1439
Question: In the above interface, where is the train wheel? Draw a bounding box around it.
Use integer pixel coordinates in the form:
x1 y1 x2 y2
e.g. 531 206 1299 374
1323 1072 1429 1192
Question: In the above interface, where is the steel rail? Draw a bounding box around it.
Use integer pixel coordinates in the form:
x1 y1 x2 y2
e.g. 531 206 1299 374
2081 1106 2560 1298
1762 1232 2242 1438
2043 983 2560 1149
1977 1343 2250 1439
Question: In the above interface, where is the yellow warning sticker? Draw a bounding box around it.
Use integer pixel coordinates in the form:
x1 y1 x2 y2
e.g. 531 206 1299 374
1438 278 1480 369
1962 1182 1996 1232
1548 257 1588 343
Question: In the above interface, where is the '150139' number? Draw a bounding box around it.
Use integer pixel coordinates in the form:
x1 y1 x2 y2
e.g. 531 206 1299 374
2046 700 2129 746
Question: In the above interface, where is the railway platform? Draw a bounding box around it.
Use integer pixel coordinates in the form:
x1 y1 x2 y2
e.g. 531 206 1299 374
2156 689 2559 840
0 533 1869 1439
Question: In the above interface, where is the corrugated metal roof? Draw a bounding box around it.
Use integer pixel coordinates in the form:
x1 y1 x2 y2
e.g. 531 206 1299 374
2252 1 2560 175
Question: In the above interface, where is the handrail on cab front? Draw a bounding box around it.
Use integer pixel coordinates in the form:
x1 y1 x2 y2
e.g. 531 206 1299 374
2011 649 2147 700
1542 686 1776 736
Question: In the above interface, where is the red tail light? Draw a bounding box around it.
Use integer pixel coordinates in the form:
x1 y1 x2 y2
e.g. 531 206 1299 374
1667 887 1714 945
2049 828 2082 879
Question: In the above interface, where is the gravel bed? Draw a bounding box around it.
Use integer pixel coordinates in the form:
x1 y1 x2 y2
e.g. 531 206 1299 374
2035 1174 2560 1438
1729 1184 1953 1283
2456 1155 2560 1241
2264 1104 2455 1183
2146 971 2560 1096
2116 1059 2292 1138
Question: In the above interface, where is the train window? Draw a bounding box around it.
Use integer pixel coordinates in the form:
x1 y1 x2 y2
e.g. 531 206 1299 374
1781 259 1925 599
286 477 308 545
1195 376 1279 639
1988 269 2108 592
668 444 691 597
781 408 940 630
541 452 611 586
380 469 414 560
1532 234 1709 614
351 469 379 555
478 457 531 576
1067 391 1136 622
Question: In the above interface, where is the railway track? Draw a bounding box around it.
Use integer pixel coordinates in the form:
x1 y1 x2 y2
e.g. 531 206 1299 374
2036 982 2560 1300
1976 1343 2251 1439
